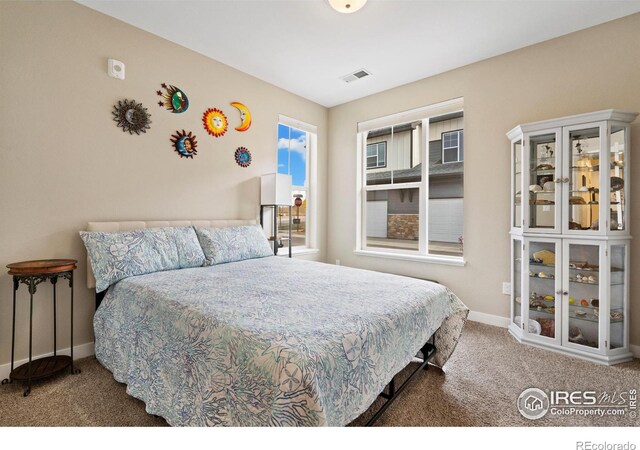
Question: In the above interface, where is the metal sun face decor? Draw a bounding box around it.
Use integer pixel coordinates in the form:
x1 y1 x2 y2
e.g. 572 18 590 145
170 130 198 159
230 102 252 132
112 99 152 135
202 108 228 137
157 83 189 113
234 147 252 167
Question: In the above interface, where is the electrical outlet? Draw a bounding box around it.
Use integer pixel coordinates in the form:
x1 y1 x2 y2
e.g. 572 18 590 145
335 259 341 266
502 282 511 295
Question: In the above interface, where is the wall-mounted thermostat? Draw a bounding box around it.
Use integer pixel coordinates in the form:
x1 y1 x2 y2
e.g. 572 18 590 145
108 59 125 80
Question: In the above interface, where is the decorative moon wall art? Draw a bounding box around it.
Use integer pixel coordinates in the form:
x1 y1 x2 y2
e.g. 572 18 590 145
112 99 152 135
157 83 189 113
234 147 252 167
202 108 228 137
170 130 198 159
230 102 252 131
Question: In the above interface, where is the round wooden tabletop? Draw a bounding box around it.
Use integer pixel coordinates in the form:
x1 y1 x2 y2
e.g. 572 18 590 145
7 259 77 276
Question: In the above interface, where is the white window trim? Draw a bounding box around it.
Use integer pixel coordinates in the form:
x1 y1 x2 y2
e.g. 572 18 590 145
442 129 463 164
278 115 318 252
366 142 386 169
353 249 466 266
355 100 465 265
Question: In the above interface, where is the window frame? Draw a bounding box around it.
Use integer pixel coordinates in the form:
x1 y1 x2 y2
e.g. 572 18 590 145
355 99 465 265
441 129 464 164
366 141 387 169
277 116 318 253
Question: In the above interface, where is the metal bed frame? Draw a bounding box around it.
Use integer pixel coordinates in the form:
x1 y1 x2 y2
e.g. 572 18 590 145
95 289 440 427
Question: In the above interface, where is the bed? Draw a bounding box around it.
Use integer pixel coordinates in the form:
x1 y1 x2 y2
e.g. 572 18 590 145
84 220 468 426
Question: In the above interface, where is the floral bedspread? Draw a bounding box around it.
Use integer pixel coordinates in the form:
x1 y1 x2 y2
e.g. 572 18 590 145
94 257 468 426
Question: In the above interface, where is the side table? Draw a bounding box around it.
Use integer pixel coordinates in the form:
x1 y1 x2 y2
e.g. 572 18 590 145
1 259 80 396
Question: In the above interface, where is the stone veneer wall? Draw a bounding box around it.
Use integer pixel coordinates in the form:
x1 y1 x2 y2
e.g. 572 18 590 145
387 214 419 240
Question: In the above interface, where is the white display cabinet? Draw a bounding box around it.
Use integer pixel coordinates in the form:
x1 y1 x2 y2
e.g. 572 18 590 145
508 110 636 365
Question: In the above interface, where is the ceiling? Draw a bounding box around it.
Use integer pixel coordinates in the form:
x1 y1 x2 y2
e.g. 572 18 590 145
78 0 640 108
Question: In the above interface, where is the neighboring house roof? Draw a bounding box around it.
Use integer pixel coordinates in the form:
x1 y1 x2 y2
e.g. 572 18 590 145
366 161 463 185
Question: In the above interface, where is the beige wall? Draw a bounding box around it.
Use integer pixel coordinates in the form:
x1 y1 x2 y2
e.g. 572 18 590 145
0 1 328 366
327 13 640 347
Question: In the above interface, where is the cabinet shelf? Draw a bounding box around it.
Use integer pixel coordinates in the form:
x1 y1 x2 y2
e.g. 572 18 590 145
529 307 554 316
571 166 600 172
569 311 623 324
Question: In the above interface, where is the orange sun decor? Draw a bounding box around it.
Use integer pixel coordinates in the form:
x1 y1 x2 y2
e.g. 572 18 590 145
202 108 228 137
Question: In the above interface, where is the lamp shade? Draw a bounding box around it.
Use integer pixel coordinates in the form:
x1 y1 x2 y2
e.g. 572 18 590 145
261 173 293 206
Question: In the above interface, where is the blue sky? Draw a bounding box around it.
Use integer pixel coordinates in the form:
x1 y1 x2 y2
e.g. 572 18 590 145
277 124 306 187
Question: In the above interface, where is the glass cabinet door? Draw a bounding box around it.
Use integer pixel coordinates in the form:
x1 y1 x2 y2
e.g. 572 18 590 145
526 240 560 343
563 242 602 352
609 125 628 232
525 130 560 232
608 244 627 350
565 124 604 233
513 139 522 229
512 238 522 331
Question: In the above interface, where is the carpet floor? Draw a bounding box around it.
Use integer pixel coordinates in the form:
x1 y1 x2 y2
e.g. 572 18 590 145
1 321 638 427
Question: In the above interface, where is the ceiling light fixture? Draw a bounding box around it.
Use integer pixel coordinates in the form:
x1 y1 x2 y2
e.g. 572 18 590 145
328 0 367 14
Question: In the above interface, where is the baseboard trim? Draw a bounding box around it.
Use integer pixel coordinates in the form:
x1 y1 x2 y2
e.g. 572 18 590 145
467 310 510 328
630 345 640 358
0 342 95 381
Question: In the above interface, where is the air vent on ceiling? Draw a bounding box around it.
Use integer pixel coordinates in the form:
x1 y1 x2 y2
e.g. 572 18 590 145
341 68 371 83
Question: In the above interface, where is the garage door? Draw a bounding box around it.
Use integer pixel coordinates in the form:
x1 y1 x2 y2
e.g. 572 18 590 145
429 198 463 243
366 201 388 238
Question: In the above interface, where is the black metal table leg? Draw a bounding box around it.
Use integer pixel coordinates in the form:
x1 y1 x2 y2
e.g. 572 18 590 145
52 276 57 357
25 276 35 396
70 271 79 375
1 279 18 386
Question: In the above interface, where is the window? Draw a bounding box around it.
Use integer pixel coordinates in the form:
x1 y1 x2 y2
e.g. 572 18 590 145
356 99 464 262
366 142 386 169
276 116 317 251
442 130 464 163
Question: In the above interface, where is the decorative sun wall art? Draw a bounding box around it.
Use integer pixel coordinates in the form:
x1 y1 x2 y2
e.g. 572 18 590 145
230 102 252 132
112 99 152 135
202 108 228 137
157 83 189 114
234 147 252 167
170 130 198 159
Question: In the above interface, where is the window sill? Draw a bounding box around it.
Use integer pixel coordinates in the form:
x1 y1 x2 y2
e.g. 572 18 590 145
277 248 320 257
353 249 466 266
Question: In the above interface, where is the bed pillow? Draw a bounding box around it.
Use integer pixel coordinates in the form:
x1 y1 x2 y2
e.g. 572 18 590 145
80 227 205 292
194 224 274 265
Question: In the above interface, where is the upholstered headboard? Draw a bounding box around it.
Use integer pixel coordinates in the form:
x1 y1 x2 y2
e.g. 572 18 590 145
85 219 257 289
